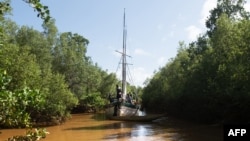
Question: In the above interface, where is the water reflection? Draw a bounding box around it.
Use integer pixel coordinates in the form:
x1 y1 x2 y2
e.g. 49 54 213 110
101 122 185 141
102 123 164 140
133 125 148 136
65 122 127 130
0 114 222 141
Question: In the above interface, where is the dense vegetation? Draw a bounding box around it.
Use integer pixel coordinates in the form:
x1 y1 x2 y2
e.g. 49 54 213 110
0 0 135 128
142 0 250 124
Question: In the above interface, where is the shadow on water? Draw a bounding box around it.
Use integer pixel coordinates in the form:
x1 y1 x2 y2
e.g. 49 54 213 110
90 112 108 121
156 117 223 141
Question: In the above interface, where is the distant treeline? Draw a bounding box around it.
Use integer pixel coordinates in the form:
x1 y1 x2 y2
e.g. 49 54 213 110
142 0 250 124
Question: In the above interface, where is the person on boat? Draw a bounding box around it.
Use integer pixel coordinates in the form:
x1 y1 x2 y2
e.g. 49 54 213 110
116 85 122 108
113 85 122 116
126 93 132 104
116 85 122 100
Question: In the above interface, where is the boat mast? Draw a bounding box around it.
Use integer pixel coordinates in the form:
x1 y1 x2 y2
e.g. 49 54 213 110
122 9 127 98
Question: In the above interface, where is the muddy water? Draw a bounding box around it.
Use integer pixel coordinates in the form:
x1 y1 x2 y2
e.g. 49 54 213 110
0 113 223 141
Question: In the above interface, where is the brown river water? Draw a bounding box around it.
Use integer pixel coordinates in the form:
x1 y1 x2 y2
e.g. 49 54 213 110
0 113 223 141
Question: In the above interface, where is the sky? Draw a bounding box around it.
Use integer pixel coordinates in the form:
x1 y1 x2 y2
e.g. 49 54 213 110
9 0 250 87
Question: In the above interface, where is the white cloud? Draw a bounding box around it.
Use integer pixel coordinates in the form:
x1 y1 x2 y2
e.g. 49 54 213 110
200 0 217 25
186 25 202 41
198 0 250 29
244 2 250 12
185 0 216 42
115 66 151 87
157 56 166 67
130 67 151 87
134 48 151 56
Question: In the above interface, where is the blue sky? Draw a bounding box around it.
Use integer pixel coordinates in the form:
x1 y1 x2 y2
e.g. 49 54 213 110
10 0 250 87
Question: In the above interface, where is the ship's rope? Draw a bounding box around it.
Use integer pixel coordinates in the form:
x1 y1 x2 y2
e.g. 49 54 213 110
127 64 135 86
115 56 122 76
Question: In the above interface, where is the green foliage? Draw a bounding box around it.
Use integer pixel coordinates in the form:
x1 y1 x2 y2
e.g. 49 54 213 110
52 32 89 98
0 44 42 90
0 70 45 128
0 0 11 48
7 128 49 141
98 72 118 97
0 17 118 122
52 31 119 112
0 0 50 23
206 0 250 37
22 0 51 23
0 0 133 126
42 19 58 46
0 19 80 124
80 92 107 111
0 0 11 18
43 73 78 117
143 0 250 123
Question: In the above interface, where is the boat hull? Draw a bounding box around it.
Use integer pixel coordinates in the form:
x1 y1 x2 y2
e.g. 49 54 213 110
108 114 164 122
105 104 139 117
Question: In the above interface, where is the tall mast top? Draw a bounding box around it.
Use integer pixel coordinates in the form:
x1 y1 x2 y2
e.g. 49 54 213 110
122 8 127 98
123 8 126 29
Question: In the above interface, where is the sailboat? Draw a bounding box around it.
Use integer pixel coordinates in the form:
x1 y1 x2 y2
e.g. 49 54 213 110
105 10 164 121
105 9 139 118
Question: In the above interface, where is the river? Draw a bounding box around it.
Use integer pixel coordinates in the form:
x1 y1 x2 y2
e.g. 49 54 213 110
0 113 223 141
